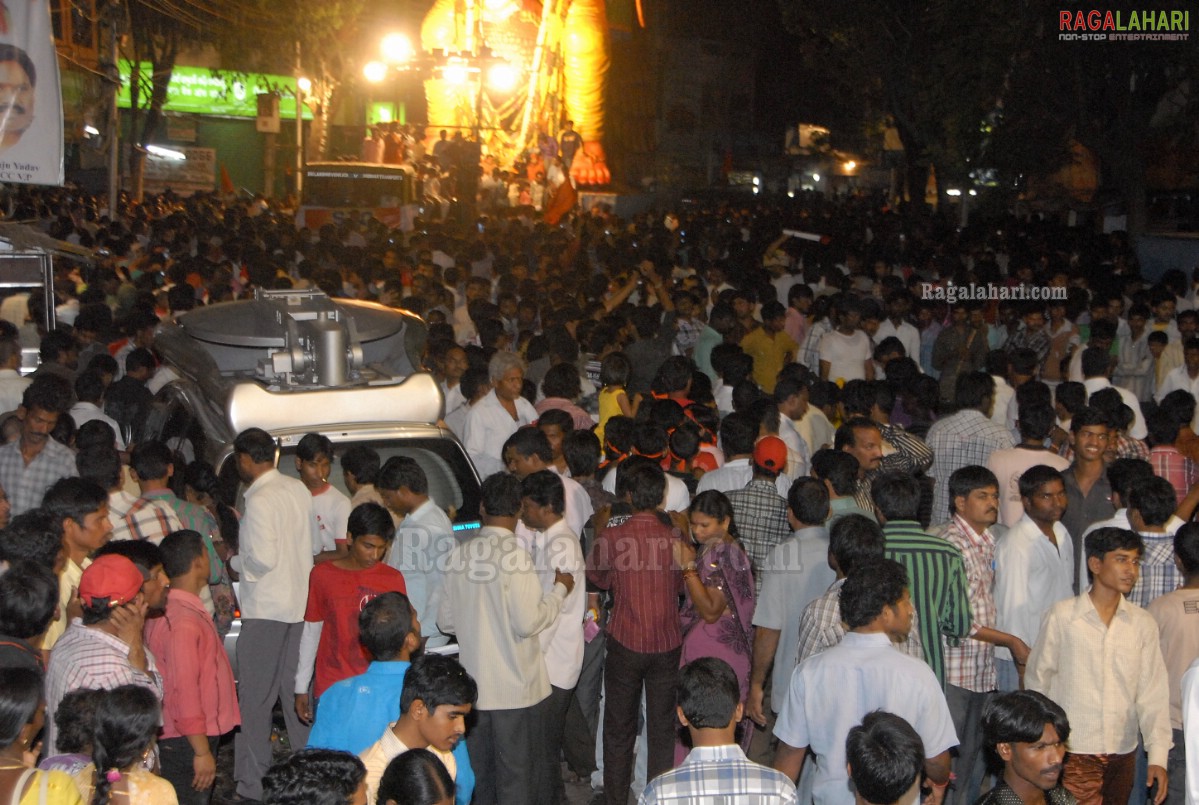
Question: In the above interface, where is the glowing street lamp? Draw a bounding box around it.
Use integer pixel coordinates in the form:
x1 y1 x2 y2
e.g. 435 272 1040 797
363 61 388 83
381 33 415 64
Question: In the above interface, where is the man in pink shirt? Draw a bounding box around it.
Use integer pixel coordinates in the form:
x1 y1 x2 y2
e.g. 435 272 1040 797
986 404 1070 528
146 530 240 805
785 283 813 350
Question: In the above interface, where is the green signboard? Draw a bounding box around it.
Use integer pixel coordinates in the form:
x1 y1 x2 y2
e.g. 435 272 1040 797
117 61 313 121
368 102 407 126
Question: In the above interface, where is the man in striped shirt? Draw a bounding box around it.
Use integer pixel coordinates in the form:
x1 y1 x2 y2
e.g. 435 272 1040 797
840 380 933 476
111 441 187 545
872 471 973 689
926 372 1016 528
938 466 1033 805
640 658 797 804
796 514 925 665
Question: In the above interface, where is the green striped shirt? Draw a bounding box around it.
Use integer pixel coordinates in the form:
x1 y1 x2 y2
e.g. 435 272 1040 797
883 520 974 688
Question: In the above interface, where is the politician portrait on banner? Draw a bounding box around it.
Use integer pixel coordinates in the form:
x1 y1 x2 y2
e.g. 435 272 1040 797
0 0 63 184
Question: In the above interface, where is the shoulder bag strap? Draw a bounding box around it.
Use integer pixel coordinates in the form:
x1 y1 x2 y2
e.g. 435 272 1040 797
8 768 34 805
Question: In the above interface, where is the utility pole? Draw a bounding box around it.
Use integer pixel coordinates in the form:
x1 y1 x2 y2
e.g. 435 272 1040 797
264 132 276 198
295 41 304 197
101 0 122 216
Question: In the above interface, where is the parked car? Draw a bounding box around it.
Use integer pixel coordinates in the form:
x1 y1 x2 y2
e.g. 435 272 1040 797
138 288 481 676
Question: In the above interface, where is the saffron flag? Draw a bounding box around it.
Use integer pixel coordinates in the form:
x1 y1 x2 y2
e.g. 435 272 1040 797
544 179 577 226
0 0 63 184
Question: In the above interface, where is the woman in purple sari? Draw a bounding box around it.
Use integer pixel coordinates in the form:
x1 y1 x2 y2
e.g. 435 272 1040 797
673 490 756 754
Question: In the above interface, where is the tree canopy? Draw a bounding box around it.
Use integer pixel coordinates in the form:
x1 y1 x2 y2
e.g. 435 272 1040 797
777 0 1025 205
777 0 1199 234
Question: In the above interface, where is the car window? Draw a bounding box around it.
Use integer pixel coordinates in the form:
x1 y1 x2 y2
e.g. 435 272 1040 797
138 388 209 465
217 436 480 530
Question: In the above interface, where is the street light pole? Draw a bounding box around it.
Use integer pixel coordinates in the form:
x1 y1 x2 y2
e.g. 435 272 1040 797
104 5 120 216
295 41 304 197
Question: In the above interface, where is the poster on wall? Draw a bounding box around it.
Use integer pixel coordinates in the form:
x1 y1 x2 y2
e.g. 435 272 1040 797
0 0 63 185
138 147 215 196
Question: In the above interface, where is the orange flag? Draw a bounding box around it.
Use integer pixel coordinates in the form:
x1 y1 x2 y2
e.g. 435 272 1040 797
544 179 578 225
219 164 235 194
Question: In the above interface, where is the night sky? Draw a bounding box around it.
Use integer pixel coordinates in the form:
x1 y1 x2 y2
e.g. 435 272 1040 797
361 0 813 140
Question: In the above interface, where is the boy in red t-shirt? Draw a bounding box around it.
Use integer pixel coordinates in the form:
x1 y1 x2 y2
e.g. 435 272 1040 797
293 501 406 723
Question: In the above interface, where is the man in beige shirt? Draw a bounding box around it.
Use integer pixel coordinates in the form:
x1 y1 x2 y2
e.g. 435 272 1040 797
40 477 112 649
359 653 475 804
1026 527 1172 805
438 472 574 805
1146 524 1199 805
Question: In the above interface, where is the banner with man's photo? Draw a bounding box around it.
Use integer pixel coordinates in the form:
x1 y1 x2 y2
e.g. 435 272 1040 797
0 0 63 185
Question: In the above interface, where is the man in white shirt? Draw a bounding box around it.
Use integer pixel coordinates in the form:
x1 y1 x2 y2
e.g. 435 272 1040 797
0 336 29 413
1081 459 1186 542
230 427 316 802
775 375 813 456
697 411 793 499
987 351 1015 430
993 465 1074 695
1081 347 1148 440
764 399 810 479
452 277 491 343
358 653 474 804
601 452 691 512
438 472 574 805
1066 319 1117 383
503 427 594 535
463 352 538 479
797 382 838 455
1184 657 1199 805
820 299 874 384
874 291 921 366
1155 338 1199 431
379 456 456 648
70 368 126 449
438 344 470 432
773 557 957 805
1026 527 1171 805
518 470 585 805
295 433 351 563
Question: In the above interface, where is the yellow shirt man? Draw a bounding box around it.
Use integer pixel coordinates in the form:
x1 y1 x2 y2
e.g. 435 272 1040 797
741 325 797 394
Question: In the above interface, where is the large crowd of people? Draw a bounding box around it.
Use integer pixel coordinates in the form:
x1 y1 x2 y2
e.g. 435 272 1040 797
355 123 583 217
0 181 1196 805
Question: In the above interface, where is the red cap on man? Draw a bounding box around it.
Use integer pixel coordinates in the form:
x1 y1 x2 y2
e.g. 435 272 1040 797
78 554 143 608
753 436 788 474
